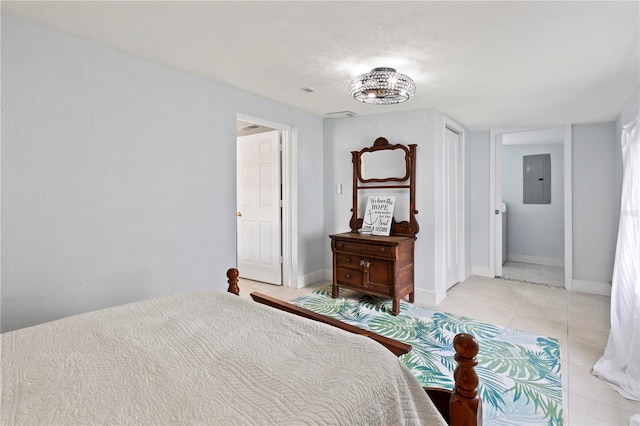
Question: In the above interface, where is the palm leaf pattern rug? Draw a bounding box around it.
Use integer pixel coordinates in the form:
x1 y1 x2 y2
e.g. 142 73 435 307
292 286 563 426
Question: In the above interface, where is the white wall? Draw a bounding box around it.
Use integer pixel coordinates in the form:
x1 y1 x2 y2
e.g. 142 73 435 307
466 131 491 273
323 109 437 288
1 15 324 332
572 86 639 288
572 122 617 285
502 143 564 263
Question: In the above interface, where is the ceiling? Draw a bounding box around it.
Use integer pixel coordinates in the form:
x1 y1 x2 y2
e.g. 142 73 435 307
237 120 276 137
2 1 639 130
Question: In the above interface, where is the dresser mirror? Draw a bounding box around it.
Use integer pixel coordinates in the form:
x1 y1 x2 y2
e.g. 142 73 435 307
360 148 409 181
350 137 419 238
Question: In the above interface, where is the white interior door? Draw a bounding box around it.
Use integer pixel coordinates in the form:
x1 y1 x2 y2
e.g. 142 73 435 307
236 130 282 285
445 127 462 289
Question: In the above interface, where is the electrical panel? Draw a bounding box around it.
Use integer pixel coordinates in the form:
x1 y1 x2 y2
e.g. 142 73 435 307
523 154 551 204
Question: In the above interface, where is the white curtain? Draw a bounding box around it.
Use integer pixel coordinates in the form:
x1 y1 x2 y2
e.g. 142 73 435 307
592 112 640 401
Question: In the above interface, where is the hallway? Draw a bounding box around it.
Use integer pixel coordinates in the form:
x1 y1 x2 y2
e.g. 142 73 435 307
501 260 565 287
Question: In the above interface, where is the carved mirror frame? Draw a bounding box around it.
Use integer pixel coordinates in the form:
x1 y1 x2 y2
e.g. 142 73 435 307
350 137 419 237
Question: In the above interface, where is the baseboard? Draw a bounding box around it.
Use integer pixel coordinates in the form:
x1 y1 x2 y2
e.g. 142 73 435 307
295 269 329 289
507 254 564 267
414 286 441 306
464 265 472 281
573 279 611 296
470 265 493 277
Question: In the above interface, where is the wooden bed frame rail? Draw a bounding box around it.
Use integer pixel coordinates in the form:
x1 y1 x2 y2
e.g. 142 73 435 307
226 268 481 426
249 291 412 357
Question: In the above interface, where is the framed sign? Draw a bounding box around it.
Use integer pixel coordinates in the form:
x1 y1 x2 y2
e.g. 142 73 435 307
361 196 396 236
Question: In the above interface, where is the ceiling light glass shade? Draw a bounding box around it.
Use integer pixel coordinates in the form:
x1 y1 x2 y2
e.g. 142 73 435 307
349 67 416 105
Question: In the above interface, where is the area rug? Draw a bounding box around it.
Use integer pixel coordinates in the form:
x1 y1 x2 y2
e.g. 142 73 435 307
292 286 563 426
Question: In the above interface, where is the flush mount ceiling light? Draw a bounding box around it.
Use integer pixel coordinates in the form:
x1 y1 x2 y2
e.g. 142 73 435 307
348 67 416 105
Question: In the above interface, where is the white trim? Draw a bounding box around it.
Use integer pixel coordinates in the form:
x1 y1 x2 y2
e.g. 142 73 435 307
288 127 299 288
415 286 440 306
573 279 611 296
563 125 573 290
503 139 564 145
297 269 329 288
464 266 472 281
442 117 466 291
434 122 446 301
506 254 564 267
489 130 496 277
236 114 297 288
471 265 494 277
489 130 504 277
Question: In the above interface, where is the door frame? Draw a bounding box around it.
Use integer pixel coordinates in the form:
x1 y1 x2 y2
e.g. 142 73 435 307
434 116 466 300
489 125 573 290
443 118 466 289
236 114 296 288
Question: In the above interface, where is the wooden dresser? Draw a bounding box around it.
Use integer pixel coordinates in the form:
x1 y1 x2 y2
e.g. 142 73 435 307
330 232 415 315
332 137 419 316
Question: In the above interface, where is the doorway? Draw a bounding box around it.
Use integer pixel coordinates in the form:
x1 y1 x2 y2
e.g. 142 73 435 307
236 115 294 287
490 126 573 289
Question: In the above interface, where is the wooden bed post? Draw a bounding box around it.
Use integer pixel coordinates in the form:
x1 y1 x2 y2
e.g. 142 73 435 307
226 268 240 295
450 333 482 426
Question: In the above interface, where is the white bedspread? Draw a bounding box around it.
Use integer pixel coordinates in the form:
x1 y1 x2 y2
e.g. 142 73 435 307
2 291 445 425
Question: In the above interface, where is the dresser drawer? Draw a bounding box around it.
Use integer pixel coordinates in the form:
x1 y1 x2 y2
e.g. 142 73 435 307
335 253 361 268
335 267 363 287
333 240 396 260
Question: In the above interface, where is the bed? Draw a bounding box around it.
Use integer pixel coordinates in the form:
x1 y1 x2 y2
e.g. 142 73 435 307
1 268 481 425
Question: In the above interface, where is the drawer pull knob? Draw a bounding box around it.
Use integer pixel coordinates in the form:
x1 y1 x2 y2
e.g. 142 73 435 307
337 243 344 248
347 274 351 278
345 257 351 263
380 248 386 252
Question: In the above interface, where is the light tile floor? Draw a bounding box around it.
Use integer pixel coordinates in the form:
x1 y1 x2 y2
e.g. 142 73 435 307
238 275 639 425
502 260 565 287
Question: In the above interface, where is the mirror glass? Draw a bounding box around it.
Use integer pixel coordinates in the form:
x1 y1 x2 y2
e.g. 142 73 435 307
361 148 407 180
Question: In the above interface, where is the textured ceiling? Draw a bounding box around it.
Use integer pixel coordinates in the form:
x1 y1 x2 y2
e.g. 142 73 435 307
2 1 639 130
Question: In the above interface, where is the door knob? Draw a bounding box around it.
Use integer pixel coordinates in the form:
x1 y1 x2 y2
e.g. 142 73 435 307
495 209 500 215
237 212 242 217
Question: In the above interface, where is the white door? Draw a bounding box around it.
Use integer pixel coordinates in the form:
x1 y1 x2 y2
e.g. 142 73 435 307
445 127 462 289
236 130 282 285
